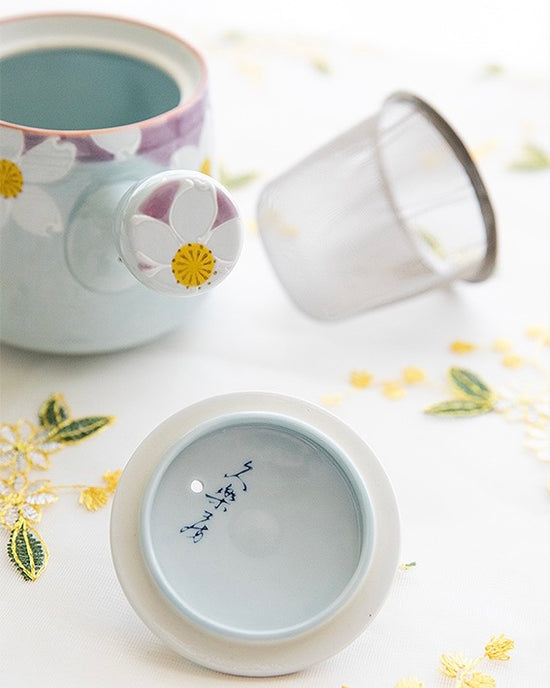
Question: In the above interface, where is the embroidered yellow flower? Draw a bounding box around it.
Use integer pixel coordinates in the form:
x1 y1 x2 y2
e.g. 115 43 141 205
0 421 63 473
403 367 426 384
461 672 496 688
484 634 515 660
0 473 57 529
349 370 374 389
79 470 121 511
398 634 514 688
491 338 513 352
395 678 424 688
501 353 524 368
102 470 121 491
526 324 550 344
450 340 476 354
79 486 109 511
439 652 474 678
382 381 406 400
0 393 117 581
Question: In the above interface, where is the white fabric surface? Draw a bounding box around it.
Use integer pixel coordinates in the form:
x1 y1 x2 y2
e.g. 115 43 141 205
1 1 549 686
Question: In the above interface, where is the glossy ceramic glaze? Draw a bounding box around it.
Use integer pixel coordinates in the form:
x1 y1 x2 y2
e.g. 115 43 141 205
111 393 400 676
0 14 241 353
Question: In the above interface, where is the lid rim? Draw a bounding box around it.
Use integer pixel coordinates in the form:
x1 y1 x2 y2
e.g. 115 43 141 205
139 410 374 642
110 392 400 676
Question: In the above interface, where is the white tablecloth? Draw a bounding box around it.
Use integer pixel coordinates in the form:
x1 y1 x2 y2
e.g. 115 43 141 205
1 1 549 686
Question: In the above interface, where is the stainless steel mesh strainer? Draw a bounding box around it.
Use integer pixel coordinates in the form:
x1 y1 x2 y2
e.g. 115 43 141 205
257 91 497 320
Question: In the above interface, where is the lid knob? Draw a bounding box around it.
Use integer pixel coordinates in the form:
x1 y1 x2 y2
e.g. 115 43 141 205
116 171 243 296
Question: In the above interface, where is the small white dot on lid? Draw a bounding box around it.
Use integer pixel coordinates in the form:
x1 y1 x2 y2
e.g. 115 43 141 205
190 479 204 493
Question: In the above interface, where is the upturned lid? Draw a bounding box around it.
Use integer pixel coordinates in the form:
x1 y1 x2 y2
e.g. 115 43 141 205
110 392 400 676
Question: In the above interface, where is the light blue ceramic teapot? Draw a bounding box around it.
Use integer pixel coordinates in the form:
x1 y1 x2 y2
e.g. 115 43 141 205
0 14 243 353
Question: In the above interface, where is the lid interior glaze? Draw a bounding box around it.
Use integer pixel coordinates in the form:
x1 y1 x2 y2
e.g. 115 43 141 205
110 392 400 676
140 413 373 640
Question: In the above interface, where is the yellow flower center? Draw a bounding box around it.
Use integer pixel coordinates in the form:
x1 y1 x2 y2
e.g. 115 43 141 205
13 440 30 457
171 242 216 288
200 157 212 176
0 159 24 198
5 492 23 507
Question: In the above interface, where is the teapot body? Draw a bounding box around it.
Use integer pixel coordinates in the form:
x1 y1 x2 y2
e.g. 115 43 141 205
0 14 222 353
0 99 214 353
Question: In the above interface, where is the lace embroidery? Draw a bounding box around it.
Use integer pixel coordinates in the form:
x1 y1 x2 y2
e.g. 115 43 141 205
322 326 550 491
392 634 514 688
0 394 116 581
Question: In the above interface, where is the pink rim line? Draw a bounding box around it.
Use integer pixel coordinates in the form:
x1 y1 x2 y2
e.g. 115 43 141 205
0 12 209 138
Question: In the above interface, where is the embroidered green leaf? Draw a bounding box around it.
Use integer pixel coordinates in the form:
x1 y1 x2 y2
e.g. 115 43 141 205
39 393 70 429
311 55 331 74
482 63 505 77
509 142 550 171
219 165 259 190
424 399 494 417
448 367 494 401
46 416 114 444
7 519 48 581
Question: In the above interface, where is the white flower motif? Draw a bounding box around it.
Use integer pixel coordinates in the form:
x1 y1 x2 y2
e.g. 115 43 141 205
494 386 550 425
125 176 241 295
90 128 142 161
170 109 214 176
0 420 63 473
0 128 76 236
0 473 57 529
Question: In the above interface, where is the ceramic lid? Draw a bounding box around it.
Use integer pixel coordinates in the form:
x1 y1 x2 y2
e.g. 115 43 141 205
110 392 400 676
116 170 243 296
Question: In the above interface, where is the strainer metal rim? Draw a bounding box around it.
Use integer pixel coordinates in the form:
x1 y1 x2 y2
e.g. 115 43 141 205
377 90 498 284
